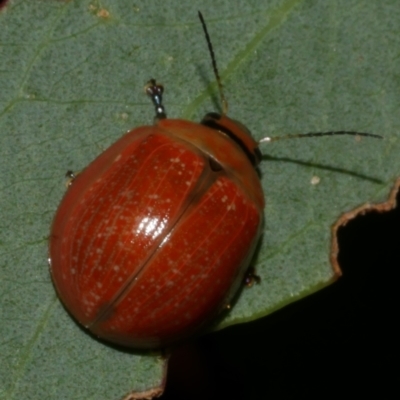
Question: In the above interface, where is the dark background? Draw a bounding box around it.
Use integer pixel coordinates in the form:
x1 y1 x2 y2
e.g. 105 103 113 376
162 192 399 399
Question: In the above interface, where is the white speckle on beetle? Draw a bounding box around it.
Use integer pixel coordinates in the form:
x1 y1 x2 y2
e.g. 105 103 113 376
96 282 103 289
227 203 236 211
114 154 122 162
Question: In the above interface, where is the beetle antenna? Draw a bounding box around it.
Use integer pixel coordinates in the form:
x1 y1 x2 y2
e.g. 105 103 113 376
259 130 383 144
198 11 228 115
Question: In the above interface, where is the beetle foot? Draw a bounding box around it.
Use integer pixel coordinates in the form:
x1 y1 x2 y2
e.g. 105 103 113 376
244 267 261 287
145 79 167 121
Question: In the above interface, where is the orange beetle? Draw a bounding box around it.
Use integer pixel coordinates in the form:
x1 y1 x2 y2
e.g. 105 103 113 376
49 13 263 349
49 12 381 349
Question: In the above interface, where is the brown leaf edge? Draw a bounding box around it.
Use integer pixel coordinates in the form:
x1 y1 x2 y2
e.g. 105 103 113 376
331 177 400 275
120 353 170 400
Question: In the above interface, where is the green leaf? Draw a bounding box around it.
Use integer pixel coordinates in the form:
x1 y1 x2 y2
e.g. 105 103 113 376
0 0 398 398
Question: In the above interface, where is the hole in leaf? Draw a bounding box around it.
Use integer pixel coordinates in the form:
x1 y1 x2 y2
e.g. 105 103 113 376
160 188 400 399
337 187 400 317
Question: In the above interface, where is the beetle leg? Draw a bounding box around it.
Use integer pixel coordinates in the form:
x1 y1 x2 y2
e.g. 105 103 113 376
65 170 78 188
145 79 167 122
244 267 261 287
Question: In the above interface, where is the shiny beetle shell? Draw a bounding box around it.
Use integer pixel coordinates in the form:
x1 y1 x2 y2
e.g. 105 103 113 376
49 10 381 349
49 114 264 349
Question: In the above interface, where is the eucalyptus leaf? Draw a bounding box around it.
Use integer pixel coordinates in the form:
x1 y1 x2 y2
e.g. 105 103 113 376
0 0 398 399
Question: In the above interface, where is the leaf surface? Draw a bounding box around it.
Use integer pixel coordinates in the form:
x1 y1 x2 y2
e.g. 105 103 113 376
0 0 398 398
